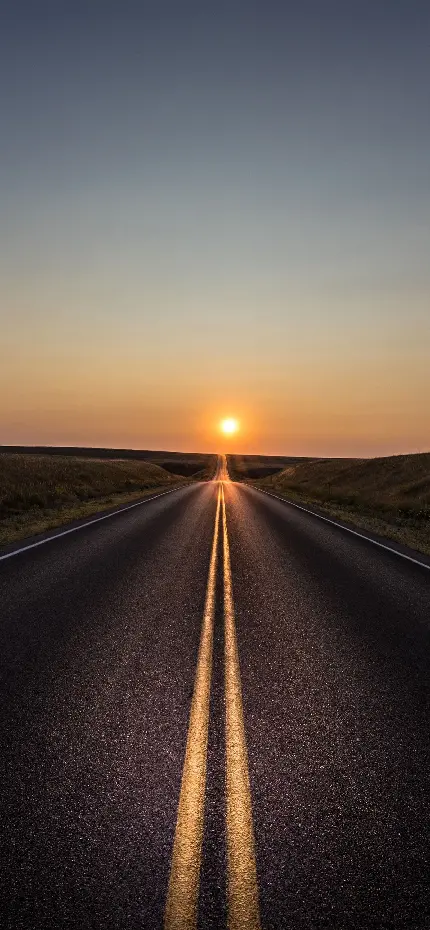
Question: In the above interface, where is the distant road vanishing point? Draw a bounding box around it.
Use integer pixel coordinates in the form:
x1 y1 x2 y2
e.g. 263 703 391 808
1 455 430 928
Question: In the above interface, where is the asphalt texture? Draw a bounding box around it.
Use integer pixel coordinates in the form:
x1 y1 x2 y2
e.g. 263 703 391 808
1 472 430 928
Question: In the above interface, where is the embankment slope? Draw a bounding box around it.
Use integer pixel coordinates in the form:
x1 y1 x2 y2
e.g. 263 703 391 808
257 453 430 555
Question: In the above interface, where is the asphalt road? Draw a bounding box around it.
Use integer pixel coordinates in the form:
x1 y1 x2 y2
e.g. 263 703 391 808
1 459 430 929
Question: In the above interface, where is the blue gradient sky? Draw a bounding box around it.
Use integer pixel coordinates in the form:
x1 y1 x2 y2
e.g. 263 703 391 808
1 1 429 454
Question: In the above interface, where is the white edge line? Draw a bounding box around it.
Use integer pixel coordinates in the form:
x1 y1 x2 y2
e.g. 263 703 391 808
251 486 430 573
0 484 191 563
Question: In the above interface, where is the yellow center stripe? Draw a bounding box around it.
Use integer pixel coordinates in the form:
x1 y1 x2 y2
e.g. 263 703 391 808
164 485 221 930
222 483 262 930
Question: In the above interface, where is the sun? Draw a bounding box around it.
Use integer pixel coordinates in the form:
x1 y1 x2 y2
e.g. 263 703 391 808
220 417 239 435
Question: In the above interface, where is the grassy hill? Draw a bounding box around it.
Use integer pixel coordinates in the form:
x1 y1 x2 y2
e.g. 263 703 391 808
256 453 430 555
0 446 217 478
0 454 188 549
227 453 311 480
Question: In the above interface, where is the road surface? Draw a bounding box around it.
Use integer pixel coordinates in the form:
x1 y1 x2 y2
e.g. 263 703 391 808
1 456 430 929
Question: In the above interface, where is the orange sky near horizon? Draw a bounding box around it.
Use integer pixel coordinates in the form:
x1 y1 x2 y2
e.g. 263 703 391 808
2 315 429 457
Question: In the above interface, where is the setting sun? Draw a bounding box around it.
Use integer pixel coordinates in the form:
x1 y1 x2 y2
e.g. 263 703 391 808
220 417 239 435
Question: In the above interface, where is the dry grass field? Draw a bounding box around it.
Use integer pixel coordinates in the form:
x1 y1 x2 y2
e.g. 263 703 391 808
227 453 310 480
1 446 217 478
0 454 187 548
255 453 430 555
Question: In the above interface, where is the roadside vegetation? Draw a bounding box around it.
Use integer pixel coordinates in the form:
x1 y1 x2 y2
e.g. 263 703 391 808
0 454 188 548
253 454 430 556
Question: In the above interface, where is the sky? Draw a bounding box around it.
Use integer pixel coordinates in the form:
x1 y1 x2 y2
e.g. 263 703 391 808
1 0 429 456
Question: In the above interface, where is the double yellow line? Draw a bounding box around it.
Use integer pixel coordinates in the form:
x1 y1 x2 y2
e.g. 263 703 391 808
165 483 261 930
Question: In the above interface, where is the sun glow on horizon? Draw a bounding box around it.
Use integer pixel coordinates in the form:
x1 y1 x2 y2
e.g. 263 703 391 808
220 417 239 436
